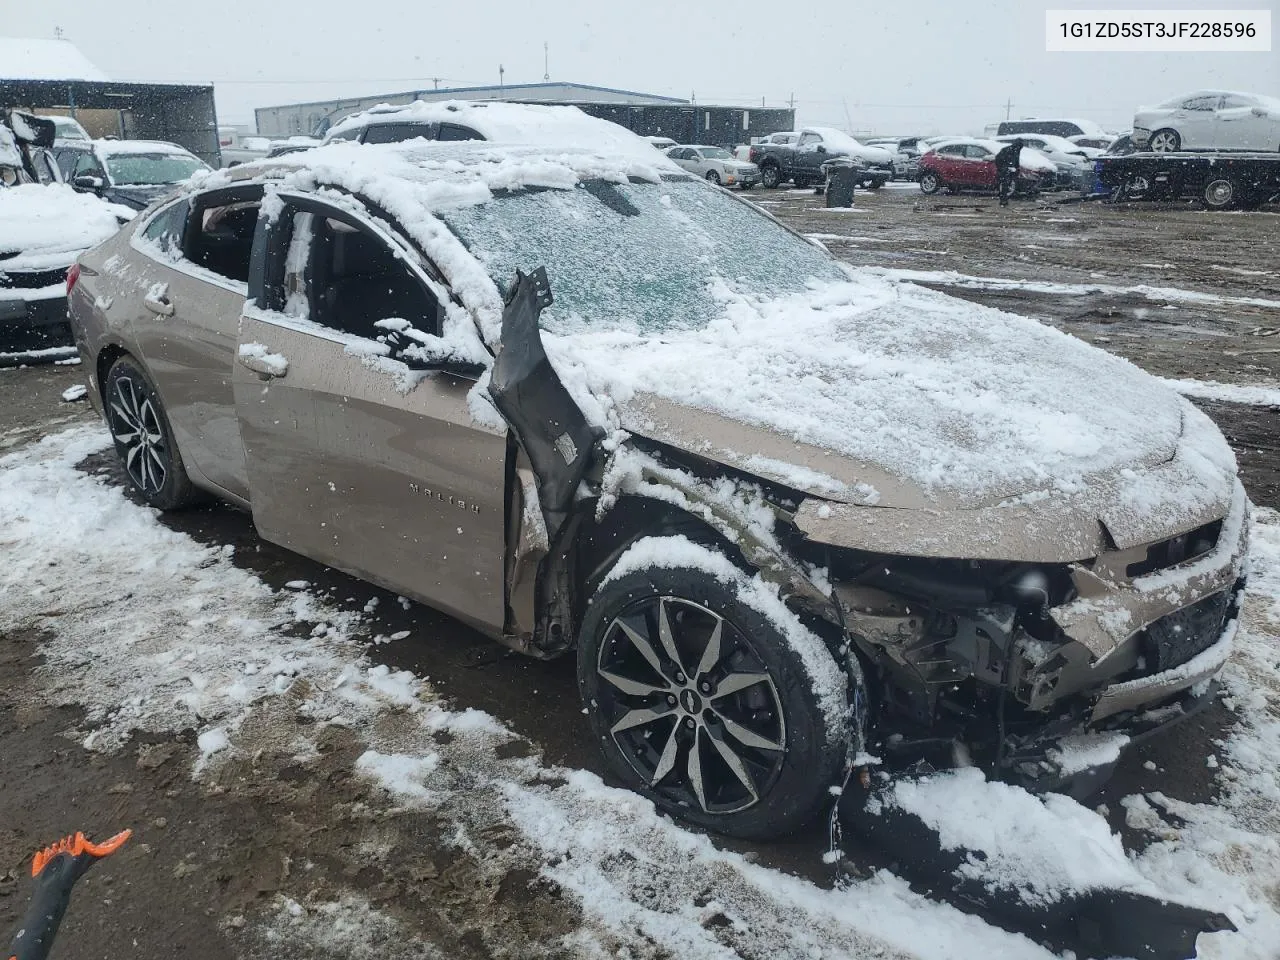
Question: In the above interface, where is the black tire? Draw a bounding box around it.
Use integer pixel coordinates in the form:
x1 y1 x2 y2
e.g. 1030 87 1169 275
864 179 884 190
103 355 200 510
760 163 782 189
705 170 721 185
1149 128 1181 153
919 170 941 194
578 550 850 839
739 183 755 190
1202 176 1240 210
793 176 810 190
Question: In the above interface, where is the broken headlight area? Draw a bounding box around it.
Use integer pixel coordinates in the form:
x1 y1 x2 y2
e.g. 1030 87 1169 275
812 544 1245 791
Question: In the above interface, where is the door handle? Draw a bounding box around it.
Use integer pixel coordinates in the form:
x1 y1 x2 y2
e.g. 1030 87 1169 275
143 293 174 316
237 349 288 379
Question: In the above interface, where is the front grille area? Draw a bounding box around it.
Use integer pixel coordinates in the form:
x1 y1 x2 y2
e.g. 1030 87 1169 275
0 268 68 290
1127 519 1223 578
1141 589 1233 672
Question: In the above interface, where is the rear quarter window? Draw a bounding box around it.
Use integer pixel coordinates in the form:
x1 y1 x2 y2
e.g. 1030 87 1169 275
140 201 191 260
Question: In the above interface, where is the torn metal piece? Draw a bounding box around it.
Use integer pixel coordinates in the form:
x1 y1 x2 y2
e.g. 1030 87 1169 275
487 267 601 538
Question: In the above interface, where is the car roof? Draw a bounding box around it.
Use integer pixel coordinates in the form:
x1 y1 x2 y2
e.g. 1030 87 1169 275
323 99 655 157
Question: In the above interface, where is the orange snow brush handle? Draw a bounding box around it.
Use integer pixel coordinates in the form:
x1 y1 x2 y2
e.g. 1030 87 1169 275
7 830 131 960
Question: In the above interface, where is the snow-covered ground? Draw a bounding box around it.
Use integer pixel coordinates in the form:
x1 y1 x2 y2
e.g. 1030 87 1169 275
3 423 1279 959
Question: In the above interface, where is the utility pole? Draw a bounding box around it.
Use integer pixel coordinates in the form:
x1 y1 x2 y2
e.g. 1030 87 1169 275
1004 98 1013 121
543 42 550 82
788 92 795 110
499 64 505 94
432 77 440 90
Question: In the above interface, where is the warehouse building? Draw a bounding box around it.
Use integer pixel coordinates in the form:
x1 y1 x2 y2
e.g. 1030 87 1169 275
0 38 221 165
255 81 795 148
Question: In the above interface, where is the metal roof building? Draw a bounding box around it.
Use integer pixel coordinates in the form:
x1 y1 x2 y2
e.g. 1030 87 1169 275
255 82 794 148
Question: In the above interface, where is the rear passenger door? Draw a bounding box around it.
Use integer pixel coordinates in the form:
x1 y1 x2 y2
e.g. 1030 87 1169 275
361 121 438 144
128 184 263 500
232 197 508 633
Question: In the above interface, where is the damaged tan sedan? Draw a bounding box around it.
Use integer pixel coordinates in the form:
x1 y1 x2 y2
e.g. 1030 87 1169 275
67 135 1248 840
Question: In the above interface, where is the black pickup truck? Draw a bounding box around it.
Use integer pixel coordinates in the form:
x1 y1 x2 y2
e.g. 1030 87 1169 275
748 126 895 189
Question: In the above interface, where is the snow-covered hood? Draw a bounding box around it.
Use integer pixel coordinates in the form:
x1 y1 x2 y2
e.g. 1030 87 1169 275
0 184 131 268
545 274 1238 559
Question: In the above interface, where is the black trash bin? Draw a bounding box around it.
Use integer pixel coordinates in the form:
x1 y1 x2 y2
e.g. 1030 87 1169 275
823 161 860 208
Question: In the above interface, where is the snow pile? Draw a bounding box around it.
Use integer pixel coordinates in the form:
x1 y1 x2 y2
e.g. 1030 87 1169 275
1162 377 1280 408
0 38 109 81
881 767 1161 906
0 184 130 263
238 342 289 376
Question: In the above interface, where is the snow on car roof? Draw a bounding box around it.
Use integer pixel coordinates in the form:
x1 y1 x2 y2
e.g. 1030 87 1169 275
802 127 866 151
325 100 660 158
93 139 199 157
217 139 1232 510
1154 89 1280 110
0 183 129 260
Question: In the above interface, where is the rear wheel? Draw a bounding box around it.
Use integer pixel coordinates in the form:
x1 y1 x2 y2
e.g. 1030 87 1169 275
919 170 941 194
1149 129 1181 153
1203 176 1240 210
578 544 850 839
760 163 782 189
104 356 199 510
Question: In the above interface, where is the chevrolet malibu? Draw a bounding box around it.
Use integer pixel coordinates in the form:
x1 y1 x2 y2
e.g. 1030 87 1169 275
67 135 1248 839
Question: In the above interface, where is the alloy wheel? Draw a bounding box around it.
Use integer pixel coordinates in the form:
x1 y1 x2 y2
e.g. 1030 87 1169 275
109 376 168 495
595 596 787 815
1149 130 1179 153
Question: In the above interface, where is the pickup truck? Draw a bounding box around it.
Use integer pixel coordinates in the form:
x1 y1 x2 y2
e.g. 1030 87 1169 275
748 126 895 189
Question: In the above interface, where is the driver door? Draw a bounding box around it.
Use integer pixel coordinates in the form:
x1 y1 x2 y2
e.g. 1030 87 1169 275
232 196 509 634
795 131 826 178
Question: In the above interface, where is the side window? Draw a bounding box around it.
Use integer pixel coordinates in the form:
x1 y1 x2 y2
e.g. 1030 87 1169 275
141 201 191 260
435 123 482 142
938 144 964 156
1221 96 1251 109
286 212 440 341
71 151 103 178
362 122 434 144
965 144 990 159
187 199 261 284
1182 97 1218 111
797 132 821 147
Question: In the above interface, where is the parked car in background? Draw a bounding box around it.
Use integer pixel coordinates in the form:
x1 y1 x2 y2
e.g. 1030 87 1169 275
318 100 652 157
865 137 925 180
993 133 1094 190
988 118 1110 140
265 136 322 158
1068 134 1117 151
65 133 1248 840
645 136 678 150
1 183 130 354
917 138 1056 196
1133 90 1280 152
54 140 210 211
666 145 760 188
750 127 894 189
46 115 91 145
1105 134 1138 156
221 136 273 167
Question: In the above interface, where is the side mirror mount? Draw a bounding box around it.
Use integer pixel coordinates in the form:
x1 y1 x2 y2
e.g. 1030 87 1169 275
815 144 827 154
376 318 487 378
72 175 103 193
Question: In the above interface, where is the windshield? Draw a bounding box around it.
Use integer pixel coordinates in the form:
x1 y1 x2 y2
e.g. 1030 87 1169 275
105 152 206 186
442 178 848 333
700 147 733 159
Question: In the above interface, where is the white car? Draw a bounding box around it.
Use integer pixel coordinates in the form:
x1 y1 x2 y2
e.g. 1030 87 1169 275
645 136 678 151
666 145 760 188
1133 90 1280 152
994 133 1094 189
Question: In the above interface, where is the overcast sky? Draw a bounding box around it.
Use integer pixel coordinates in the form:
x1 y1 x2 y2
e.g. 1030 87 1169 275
7 0 1278 134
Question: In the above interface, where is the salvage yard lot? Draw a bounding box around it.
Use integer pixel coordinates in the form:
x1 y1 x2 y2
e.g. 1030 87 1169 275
2 186 1278 960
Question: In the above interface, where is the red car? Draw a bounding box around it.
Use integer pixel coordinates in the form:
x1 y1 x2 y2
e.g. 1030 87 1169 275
917 139 1050 196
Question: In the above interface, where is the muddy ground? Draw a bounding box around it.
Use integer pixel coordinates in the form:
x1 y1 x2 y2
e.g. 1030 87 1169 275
2 186 1278 959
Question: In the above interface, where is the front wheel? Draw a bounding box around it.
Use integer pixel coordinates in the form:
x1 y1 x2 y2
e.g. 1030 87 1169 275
760 164 782 189
104 355 200 510
919 170 941 194
1149 129 1181 153
705 170 722 185
577 541 851 839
